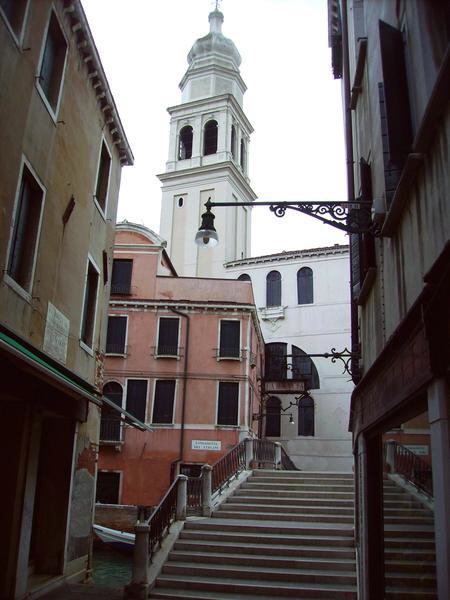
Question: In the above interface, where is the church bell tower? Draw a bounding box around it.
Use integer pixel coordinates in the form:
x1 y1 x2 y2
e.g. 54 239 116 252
158 8 256 277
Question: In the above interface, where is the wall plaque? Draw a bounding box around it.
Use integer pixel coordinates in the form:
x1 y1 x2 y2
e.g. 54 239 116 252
192 440 221 451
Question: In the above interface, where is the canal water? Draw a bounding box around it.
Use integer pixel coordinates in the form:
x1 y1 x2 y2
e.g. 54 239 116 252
92 546 132 586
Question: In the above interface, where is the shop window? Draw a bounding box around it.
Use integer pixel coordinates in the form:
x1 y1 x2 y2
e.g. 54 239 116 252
96 471 120 504
80 259 99 349
203 120 218 155
7 162 44 293
219 320 240 358
157 318 179 356
178 126 193 159
105 316 127 354
111 259 132 295
217 382 239 426
266 270 281 307
152 380 176 424
298 396 314 436
297 267 313 304
37 10 67 113
265 396 281 437
94 140 111 213
126 379 147 422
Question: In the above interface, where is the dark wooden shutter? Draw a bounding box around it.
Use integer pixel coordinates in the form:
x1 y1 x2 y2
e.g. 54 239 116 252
297 267 313 304
111 259 132 294
217 382 239 425
265 343 287 381
360 158 376 276
298 396 314 437
126 380 147 422
96 472 120 504
106 316 127 354
152 380 176 423
266 271 281 307
219 320 240 357
157 318 179 356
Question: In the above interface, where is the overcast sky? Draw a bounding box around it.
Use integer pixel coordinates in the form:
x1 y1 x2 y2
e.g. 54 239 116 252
82 0 348 256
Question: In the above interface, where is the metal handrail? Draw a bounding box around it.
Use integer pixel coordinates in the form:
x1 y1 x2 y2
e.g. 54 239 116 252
280 445 300 470
387 441 433 497
211 439 247 494
187 476 202 515
146 477 179 558
253 438 276 463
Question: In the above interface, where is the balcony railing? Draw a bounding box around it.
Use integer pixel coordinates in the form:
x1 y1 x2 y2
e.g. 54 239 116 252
100 418 122 442
105 343 127 355
215 347 242 359
110 283 131 295
153 345 181 358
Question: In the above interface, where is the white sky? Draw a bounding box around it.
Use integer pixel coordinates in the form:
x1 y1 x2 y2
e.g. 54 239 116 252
82 0 348 256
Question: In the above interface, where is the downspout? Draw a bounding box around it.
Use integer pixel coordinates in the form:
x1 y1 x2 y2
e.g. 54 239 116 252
169 308 190 465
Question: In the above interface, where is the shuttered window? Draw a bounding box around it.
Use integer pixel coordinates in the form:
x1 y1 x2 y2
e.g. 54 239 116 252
101 382 122 441
217 382 239 426
96 471 120 504
106 316 127 354
111 259 132 295
297 267 313 304
219 320 240 358
38 11 67 112
157 318 179 356
298 396 314 437
126 380 147 422
378 20 413 208
265 343 287 381
265 396 281 437
152 380 176 424
266 271 281 307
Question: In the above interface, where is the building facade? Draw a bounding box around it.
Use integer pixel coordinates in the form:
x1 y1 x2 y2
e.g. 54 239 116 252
329 0 450 597
97 223 264 508
158 8 256 278
225 245 353 471
0 1 133 597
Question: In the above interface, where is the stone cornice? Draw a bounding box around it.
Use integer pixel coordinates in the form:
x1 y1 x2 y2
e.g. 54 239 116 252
179 63 247 96
225 245 350 267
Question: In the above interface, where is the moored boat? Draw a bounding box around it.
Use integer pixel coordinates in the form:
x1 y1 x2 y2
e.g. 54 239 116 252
93 524 135 552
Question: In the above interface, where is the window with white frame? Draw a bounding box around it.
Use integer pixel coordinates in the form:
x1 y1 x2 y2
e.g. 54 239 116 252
94 140 111 213
219 320 240 358
0 0 28 40
152 380 176 424
7 162 45 293
106 316 127 354
157 318 179 357
126 379 147 422
266 270 281 307
101 382 123 442
80 259 99 349
37 10 67 114
297 267 313 304
217 382 239 426
111 259 132 295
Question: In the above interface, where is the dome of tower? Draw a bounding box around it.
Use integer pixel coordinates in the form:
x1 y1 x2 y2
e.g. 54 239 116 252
187 10 241 69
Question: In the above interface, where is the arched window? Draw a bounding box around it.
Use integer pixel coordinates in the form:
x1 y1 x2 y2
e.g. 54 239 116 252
237 273 251 282
298 395 314 436
266 270 281 307
297 267 313 304
292 346 320 389
178 126 193 160
240 138 246 170
101 382 123 441
231 124 236 159
203 120 218 155
265 342 287 380
265 396 281 437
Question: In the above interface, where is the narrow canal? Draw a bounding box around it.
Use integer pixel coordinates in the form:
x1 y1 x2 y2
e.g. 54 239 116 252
92 546 132 586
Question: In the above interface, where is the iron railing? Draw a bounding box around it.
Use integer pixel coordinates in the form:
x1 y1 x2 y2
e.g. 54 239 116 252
111 283 131 295
211 440 247 494
187 476 202 516
105 343 127 355
99 418 122 442
386 441 433 497
154 345 179 357
280 445 300 470
215 347 242 359
253 438 276 464
147 478 179 558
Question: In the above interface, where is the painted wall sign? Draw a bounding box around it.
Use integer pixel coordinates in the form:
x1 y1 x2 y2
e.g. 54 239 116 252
43 302 69 363
192 440 221 451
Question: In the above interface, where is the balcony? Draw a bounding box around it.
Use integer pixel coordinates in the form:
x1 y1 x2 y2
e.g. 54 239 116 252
105 343 127 356
215 347 243 360
110 283 132 295
99 418 123 445
153 345 182 359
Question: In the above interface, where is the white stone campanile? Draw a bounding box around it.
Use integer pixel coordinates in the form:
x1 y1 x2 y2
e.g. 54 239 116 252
158 9 256 278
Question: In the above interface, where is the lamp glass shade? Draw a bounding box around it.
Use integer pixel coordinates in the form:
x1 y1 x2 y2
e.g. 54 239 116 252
195 228 219 247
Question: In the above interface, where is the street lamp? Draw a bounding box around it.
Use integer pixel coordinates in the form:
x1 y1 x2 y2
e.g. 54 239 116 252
195 202 218 247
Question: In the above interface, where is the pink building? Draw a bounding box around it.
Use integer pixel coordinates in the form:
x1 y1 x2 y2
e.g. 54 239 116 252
96 222 264 507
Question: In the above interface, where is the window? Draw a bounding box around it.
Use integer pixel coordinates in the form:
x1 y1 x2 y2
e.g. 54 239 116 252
292 346 320 389
240 139 246 171
217 382 239 426
297 267 313 304
80 259 99 349
96 471 120 504
0 0 28 39
178 197 184 208
203 120 218 155
178 126 193 159
219 320 240 358
265 396 281 437
237 273 251 282
265 343 287 380
106 316 127 354
126 380 148 422
94 140 111 213
266 270 281 307
152 380 176 424
7 163 44 293
157 317 179 356
101 382 123 442
231 124 236 159
111 259 132 295
298 395 314 436
38 10 67 113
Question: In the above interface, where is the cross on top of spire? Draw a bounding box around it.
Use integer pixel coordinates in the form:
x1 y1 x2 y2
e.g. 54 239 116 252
214 0 222 11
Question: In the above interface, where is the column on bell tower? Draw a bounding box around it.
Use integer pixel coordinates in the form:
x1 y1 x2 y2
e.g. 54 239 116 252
158 9 256 278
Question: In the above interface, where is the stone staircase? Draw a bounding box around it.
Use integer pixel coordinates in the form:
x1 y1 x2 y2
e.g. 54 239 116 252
148 470 357 599
383 477 437 599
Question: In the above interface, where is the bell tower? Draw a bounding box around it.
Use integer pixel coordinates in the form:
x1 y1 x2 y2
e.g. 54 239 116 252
158 9 256 277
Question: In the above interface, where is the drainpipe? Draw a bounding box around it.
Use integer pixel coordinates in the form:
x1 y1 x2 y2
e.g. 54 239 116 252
169 308 190 466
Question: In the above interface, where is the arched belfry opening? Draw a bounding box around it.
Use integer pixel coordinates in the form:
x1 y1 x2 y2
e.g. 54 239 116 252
178 125 193 159
203 120 218 155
